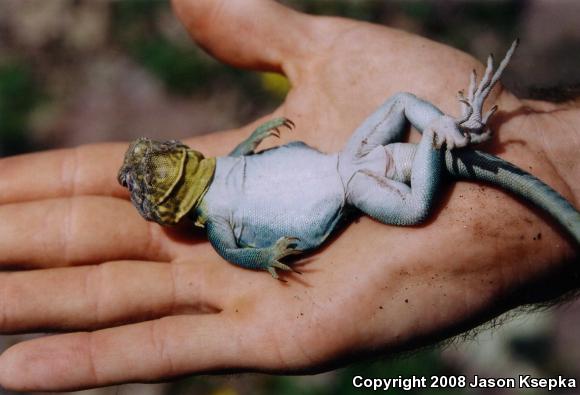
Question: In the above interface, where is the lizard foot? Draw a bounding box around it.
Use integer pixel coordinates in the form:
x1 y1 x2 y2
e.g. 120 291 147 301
455 39 519 144
254 117 294 141
266 236 303 280
425 115 470 150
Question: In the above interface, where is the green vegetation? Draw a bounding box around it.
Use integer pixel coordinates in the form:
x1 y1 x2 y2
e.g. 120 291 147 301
131 36 218 94
111 0 285 107
0 62 41 155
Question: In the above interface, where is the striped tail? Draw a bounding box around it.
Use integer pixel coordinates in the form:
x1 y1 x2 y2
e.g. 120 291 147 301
445 149 580 244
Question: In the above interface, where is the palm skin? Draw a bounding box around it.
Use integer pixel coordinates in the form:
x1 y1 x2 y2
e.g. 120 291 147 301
0 0 578 391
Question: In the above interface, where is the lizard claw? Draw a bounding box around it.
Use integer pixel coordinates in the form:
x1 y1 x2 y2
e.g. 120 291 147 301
272 261 303 275
274 236 301 256
282 118 295 130
263 117 295 140
482 105 498 125
454 39 518 144
455 91 473 125
267 267 287 281
251 117 295 145
266 236 304 279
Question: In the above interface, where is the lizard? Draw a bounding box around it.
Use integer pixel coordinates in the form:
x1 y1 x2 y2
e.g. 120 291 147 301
118 40 580 280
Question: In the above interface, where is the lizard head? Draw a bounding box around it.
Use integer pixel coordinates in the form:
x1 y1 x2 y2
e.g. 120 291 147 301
118 137 215 226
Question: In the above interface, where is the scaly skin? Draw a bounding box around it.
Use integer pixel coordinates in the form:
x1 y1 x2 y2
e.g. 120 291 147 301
119 41 579 278
0 0 579 391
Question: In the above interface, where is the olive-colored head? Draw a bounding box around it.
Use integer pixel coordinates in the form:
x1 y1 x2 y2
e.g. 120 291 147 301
118 138 215 225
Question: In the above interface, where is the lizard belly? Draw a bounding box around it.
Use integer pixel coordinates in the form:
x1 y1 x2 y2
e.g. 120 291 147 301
204 142 346 250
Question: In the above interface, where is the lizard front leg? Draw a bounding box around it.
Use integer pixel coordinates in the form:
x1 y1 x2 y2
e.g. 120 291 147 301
206 217 302 280
228 117 294 157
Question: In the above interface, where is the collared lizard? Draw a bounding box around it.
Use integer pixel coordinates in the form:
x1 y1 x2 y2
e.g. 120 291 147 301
118 40 580 279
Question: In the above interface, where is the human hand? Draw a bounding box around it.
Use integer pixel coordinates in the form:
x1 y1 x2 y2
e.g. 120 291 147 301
1 0 578 391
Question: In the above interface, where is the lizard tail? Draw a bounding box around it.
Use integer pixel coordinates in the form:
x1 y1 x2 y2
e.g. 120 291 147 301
445 149 580 244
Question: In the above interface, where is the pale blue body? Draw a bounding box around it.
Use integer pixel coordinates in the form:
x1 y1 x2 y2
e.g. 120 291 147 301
195 93 459 272
194 91 580 276
202 143 345 251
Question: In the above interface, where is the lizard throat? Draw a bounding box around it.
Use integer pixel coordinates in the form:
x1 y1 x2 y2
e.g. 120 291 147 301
143 150 216 225
119 138 216 226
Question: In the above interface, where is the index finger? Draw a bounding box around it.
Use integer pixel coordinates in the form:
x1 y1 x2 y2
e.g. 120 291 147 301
0 143 128 205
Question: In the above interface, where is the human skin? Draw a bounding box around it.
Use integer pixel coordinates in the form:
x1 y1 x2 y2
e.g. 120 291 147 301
0 0 578 391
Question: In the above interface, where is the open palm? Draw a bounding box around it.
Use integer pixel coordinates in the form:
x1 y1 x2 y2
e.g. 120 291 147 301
1 0 578 391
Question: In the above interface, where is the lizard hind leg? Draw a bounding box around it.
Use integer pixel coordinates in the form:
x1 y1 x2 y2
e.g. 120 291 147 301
341 93 409 159
340 91 449 162
347 131 442 226
456 39 519 143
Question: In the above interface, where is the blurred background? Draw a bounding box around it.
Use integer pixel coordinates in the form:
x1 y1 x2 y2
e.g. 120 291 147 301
0 0 579 394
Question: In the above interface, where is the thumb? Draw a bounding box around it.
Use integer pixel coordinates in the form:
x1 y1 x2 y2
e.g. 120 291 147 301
171 0 312 72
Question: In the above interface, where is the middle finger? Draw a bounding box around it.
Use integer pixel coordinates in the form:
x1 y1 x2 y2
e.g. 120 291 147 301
0 259 232 333
0 196 169 268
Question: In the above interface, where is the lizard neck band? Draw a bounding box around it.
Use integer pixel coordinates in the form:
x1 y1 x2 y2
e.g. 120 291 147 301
118 138 216 225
